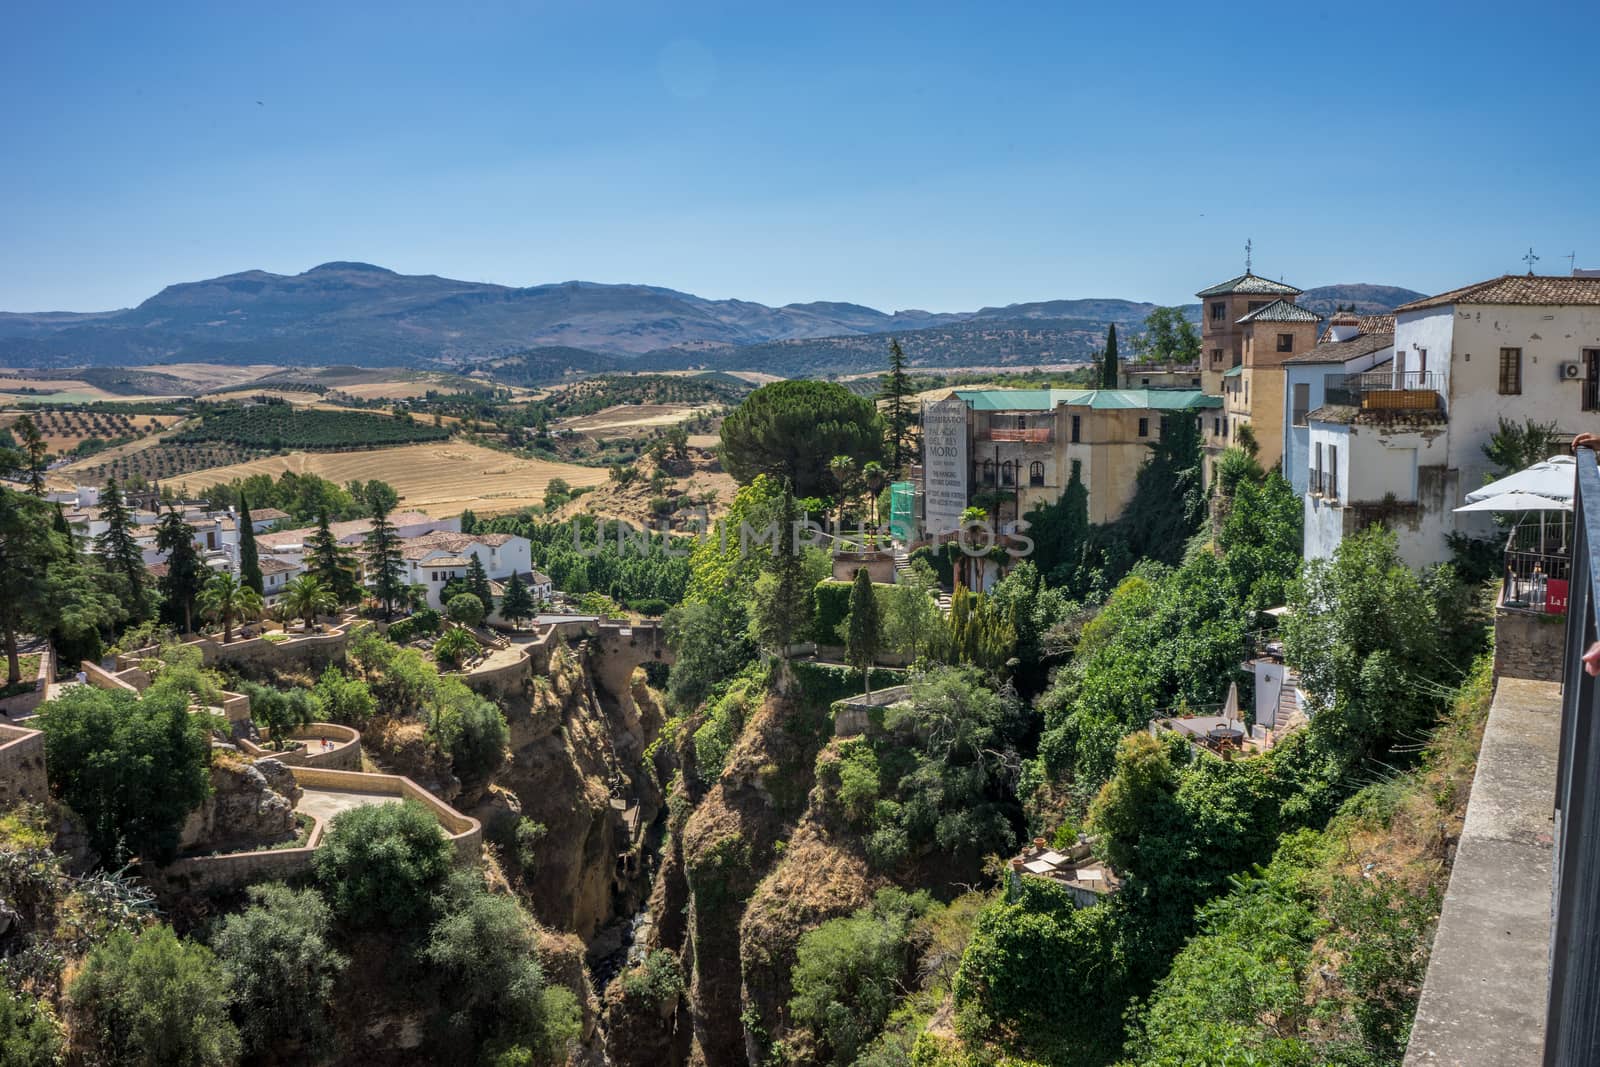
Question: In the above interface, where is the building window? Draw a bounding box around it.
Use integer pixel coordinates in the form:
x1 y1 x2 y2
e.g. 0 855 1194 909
1138 417 1149 437
1211 348 1223 366
1499 348 1522 395
1292 383 1310 426
1159 415 1170 439
1015 414 1027 430
1210 302 1225 323
981 460 995 486
1029 461 1044 486
1213 417 1221 436
1313 443 1323 495
1328 445 1339 500
1586 350 1600 412
1000 461 1015 487
1071 415 1081 443
1277 333 1294 353
1244 379 1249 404
1141 377 1150 386
1416 348 1427 379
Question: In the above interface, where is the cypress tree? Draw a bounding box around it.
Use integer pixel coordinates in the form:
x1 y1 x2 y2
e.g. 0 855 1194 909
499 570 535 628
307 510 358 605
845 565 882 696
52 502 72 544
16 415 47 496
237 492 263 595
1101 323 1120 389
156 507 204 633
880 339 914 472
363 502 407 620
95 478 147 617
465 554 494 611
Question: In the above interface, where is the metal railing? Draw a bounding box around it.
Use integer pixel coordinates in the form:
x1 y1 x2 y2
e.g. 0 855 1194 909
1544 447 1600 1065
1325 369 1443 409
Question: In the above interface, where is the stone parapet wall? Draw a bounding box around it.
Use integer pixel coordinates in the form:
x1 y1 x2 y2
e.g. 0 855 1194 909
0 645 53 717
1494 607 1566 684
288 766 482 863
239 723 361 770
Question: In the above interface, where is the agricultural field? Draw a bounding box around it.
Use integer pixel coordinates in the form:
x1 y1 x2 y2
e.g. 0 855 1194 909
558 403 704 438
128 363 285 392
64 443 269 487
0 408 185 455
177 441 611 517
173 402 451 450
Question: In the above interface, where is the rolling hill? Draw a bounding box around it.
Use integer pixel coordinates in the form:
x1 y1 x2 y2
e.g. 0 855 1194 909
0 263 1425 378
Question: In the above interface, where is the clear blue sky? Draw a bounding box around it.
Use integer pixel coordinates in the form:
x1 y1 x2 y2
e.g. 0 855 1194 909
3 0 1597 314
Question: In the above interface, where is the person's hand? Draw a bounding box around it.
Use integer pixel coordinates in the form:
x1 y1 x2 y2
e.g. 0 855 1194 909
1574 433 1600 454
1585 641 1600 677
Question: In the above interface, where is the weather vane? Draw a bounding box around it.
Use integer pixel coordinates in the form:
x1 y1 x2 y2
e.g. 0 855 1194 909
1523 247 1540 274
1245 238 1253 274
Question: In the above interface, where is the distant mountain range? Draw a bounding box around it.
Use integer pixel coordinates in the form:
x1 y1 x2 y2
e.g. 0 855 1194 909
0 262 1425 379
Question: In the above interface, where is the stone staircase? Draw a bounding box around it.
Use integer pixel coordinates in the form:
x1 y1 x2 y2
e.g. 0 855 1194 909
893 547 952 614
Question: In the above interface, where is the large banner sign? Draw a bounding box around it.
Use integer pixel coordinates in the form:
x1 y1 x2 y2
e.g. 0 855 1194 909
922 398 969 536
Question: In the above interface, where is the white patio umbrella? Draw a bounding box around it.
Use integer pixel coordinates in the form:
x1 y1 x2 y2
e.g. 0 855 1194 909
1463 455 1576 505
1454 492 1572 513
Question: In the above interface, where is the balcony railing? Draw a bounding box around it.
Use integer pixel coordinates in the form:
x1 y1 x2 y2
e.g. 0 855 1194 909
1502 516 1573 616
1545 447 1600 1064
1325 369 1443 412
984 427 1053 443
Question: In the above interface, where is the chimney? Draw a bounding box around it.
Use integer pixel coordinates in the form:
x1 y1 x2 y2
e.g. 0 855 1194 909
1327 311 1361 343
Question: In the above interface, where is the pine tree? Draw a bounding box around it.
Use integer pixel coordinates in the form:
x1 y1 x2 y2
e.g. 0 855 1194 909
750 486 813 654
459 508 478 534
52 502 72 545
499 570 535 628
465 554 494 611
15 415 47 496
94 479 147 617
880 339 914 472
156 507 204 633
307 511 359 605
1101 323 1120 388
363 502 407 620
845 565 882 696
237 492 263 595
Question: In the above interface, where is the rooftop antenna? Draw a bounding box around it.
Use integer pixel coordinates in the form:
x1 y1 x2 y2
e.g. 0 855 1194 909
1245 238 1253 274
1523 247 1540 275
1568 251 1578 274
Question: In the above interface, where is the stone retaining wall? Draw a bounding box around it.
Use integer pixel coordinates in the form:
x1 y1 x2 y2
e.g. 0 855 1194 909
289 766 482 863
0 724 47 807
1494 606 1566 683
0 645 53 717
239 723 362 770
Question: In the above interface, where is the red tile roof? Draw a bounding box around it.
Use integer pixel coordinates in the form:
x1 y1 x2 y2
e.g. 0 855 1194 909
1397 275 1600 312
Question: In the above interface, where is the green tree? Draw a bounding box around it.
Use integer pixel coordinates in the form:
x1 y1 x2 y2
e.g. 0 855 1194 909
789 889 934 1063
0 488 116 686
880 338 914 471
213 883 346 1059
446 697 509 786
1087 732 1185 879
312 664 375 725
719 380 884 497
746 487 814 655
0 991 62 1067
845 566 882 694
280 574 337 631
306 510 360 605
364 500 408 620
422 872 581 1063
881 558 940 660
313 800 455 930
1483 415 1563 477
448 592 486 628
156 508 205 633
1283 526 1443 768
236 492 263 595
1139 306 1202 364
197 572 263 643
1100 323 1120 388
38 685 213 863
464 554 495 610
240 681 318 750
68 925 239 1067
435 626 480 668
95 478 147 617
14 414 47 496
1120 409 1204 566
499 570 535 628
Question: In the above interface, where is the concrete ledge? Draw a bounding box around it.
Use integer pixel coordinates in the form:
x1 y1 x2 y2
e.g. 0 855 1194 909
1405 676 1561 1067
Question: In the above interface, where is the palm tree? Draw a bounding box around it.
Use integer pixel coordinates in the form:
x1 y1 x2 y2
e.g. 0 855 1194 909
829 454 857 537
198 572 264 643
281 574 338 632
862 460 887 532
435 626 479 669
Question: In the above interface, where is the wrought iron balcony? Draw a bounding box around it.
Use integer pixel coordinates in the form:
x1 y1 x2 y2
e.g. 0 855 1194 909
1324 369 1443 412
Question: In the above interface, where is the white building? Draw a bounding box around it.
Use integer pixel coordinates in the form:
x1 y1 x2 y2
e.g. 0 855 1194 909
1302 274 1600 567
1280 314 1395 496
397 531 536 610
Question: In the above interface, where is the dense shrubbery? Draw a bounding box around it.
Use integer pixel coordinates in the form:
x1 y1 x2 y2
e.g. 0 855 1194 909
213 883 347 1059
477 513 691 606
175 402 450 450
313 801 456 930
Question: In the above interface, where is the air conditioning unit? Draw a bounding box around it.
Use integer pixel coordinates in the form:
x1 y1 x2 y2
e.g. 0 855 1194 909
1561 361 1582 381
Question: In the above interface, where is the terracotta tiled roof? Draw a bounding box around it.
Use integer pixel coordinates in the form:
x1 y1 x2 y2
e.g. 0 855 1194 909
252 507 290 521
425 556 472 568
1237 299 1322 324
1196 272 1303 298
258 558 300 575
1282 332 1394 365
1396 274 1600 312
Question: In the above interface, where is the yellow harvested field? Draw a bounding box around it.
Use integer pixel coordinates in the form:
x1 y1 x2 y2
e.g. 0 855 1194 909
559 403 700 436
131 363 285 391
204 388 324 405
333 381 438 400
178 442 610 518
